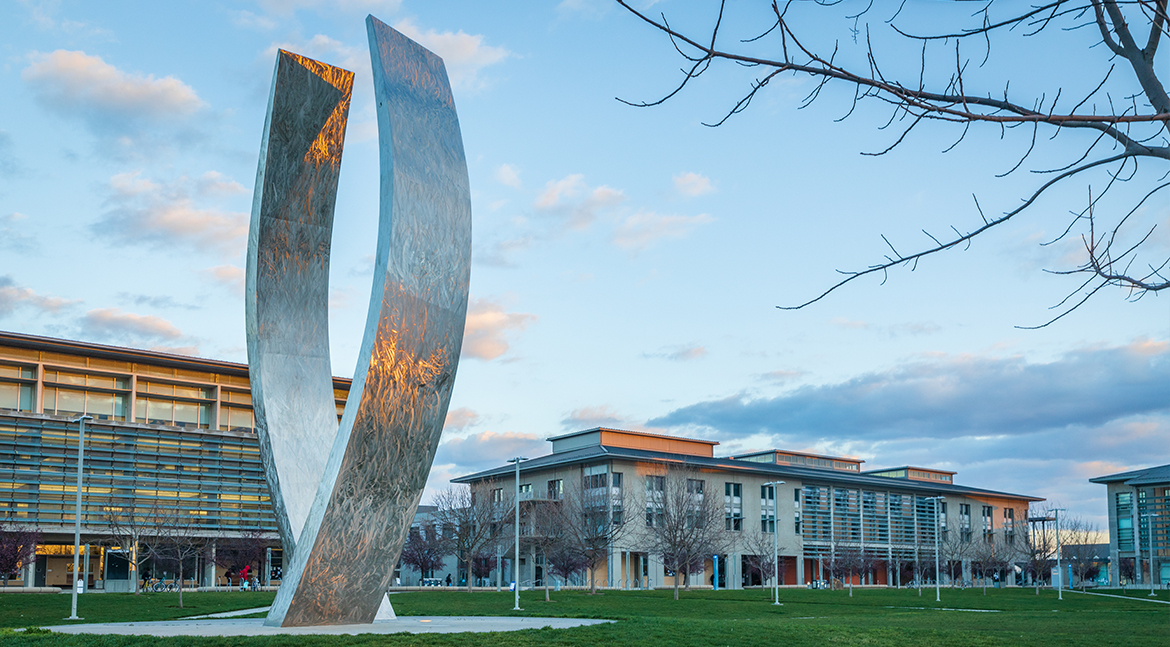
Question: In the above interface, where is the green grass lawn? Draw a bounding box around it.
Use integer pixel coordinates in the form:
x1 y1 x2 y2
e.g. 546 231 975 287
0 586 1166 646
0 591 276 629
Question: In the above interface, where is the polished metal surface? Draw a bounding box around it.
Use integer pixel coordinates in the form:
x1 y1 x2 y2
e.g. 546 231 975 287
246 50 353 556
249 15 471 628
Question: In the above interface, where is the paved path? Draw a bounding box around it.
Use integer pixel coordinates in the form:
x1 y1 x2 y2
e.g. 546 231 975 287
179 607 274 619
1065 589 1170 604
47 616 613 637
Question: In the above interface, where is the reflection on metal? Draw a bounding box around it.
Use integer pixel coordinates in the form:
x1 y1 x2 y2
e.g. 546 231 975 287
247 15 472 628
246 50 354 559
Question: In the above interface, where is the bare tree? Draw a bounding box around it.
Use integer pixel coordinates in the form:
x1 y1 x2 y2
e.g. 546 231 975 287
526 496 576 601
213 529 269 587
431 481 511 593
741 530 780 594
142 508 209 609
618 0 1169 325
1062 515 1103 590
971 532 1011 595
0 521 40 588
98 496 171 595
399 521 450 586
561 473 630 595
641 464 731 600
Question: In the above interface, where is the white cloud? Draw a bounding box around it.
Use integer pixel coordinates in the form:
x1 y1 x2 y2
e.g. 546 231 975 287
495 163 521 188
22 50 206 155
535 174 625 230
444 407 482 432
94 171 249 255
79 307 184 344
229 9 276 30
612 210 713 251
206 265 246 295
462 298 536 361
0 275 78 317
264 35 367 80
673 171 715 197
393 18 510 91
196 171 248 198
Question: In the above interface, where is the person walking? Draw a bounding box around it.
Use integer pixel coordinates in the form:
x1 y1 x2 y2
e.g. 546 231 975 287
445 573 452 587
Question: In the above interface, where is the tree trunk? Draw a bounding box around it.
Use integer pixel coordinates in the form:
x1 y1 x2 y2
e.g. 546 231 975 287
589 564 597 595
466 555 473 593
673 578 679 600
178 563 184 609
545 579 550 602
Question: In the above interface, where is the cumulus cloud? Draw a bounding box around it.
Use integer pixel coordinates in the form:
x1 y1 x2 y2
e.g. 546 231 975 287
206 265 246 295
264 35 367 81
433 430 545 474
535 174 624 230
444 407 482 432
462 298 536 361
561 405 628 430
649 341 1170 522
0 275 78 317
644 344 708 362
93 171 249 255
393 18 510 91
79 308 185 346
22 50 206 157
612 210 713 251
495 163 521 188
673 171 715 197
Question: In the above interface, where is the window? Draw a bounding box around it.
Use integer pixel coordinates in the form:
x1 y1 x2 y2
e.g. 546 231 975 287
646 475 664 527
1004 508 1016 544
794 488 801 534
584 473 608 489
1117 492 1134 552
982 505 994 542
938 501 949 540
492 488 504 503
685 479 706 529
519 483 532 498
0 362 36 413
959 503 972 542
761 484 776 533
547 479 563 500
724 482 742 531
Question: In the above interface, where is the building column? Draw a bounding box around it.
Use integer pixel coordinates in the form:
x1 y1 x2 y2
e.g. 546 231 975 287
83 544 91 591
204 541 216 588
264 547 272 587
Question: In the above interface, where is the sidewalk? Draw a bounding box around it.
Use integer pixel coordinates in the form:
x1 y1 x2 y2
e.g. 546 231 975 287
46 616 613 637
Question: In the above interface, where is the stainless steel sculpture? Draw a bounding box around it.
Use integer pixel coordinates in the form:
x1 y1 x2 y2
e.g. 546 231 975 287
246 15 472 627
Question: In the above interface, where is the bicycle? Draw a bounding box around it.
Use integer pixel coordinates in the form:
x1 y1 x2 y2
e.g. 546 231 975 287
150 578 179 592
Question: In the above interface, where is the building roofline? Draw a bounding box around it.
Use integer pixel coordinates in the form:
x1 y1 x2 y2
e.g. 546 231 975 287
0 330 352 385
544 426 720 446
452 446 1042 502
732 448 866 464
1088 464 1170 484
863 465 958 476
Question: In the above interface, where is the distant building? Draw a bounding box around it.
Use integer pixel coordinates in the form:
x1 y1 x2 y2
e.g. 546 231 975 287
0 331 351 590
454 427 1042 589
1090 464 1169 587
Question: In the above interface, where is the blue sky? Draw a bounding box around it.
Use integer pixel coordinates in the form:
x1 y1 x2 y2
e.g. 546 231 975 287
0 0 1166 531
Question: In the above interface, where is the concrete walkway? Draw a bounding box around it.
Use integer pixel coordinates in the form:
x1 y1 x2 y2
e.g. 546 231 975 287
47 616 614 637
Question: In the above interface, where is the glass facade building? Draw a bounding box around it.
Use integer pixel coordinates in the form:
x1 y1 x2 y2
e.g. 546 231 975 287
0 331 350 589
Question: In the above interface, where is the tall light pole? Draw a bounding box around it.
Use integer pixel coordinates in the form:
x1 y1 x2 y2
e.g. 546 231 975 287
1141 511 1160 597
508 456 527 611
1052 508 1066 601
926 496 945 603
764 481 785 606
67 415 92 621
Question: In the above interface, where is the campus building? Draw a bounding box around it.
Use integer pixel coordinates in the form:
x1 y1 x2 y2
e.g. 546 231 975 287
1090 464 1169 587
453 427 1043 589
0 331 350 590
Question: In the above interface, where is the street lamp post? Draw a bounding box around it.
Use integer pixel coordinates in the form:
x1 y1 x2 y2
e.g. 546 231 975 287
508 457 527 611
67 415 93 621
1052 508 1066 601
1141 511 1160 597
926 496 945 603
764 481 785 606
